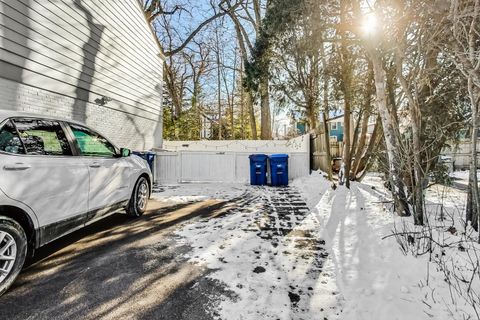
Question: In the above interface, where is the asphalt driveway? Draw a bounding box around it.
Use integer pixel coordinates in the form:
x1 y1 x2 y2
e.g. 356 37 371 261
0 184 335 320
0 197 236 320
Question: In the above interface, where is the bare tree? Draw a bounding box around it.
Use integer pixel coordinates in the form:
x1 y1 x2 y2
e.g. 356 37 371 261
351 61 378 180
223 0 264 139
442 0 480 235
338 0 354 188
214 19 223 140
159 16 190 120
145 0 243 56
184 40 212 139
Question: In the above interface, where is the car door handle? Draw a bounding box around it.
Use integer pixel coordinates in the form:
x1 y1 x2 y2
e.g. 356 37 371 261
3 163 31 171
89 162 101 168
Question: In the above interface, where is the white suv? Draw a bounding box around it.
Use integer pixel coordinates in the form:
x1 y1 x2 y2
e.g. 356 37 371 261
0 111 153 295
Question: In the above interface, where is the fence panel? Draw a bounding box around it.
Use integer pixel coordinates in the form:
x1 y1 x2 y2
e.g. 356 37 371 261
154 135 310 184
154 152 178 184
180 152 236 182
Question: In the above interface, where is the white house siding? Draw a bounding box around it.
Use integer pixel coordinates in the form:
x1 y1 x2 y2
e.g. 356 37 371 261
0 0 163 150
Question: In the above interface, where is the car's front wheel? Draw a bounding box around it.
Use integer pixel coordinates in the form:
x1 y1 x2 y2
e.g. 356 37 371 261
0 216 27 296
126 176 150 217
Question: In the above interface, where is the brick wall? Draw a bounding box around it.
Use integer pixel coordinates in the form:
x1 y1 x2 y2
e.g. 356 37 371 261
0 77 162 150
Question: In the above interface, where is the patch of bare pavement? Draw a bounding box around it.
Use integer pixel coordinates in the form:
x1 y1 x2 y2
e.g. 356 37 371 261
0 198 236 320
0 186 332 319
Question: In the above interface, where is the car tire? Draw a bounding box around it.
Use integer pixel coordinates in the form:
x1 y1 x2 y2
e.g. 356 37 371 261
126 176 149 217
0 216 27 297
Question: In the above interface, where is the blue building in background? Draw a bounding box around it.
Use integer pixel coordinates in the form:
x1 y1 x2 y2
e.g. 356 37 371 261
327 114 346 142
291 113 350 141
296 122 307 134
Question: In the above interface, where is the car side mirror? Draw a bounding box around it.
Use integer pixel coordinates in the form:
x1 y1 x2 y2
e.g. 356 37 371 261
120 148 131 157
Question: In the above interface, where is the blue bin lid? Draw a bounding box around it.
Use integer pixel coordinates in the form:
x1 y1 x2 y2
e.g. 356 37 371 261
249 154 268 161
269 154 289 159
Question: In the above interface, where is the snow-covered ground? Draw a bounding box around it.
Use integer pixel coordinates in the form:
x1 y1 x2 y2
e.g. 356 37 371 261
295 173 428 320
449 169 479 182
301 173 479 320
153 172 480 320
168 183 342 319
449 169 480 190
152 183 249 204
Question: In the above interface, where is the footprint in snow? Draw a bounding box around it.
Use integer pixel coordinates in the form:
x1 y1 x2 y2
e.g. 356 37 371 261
253 266 266 273
288 291 301 307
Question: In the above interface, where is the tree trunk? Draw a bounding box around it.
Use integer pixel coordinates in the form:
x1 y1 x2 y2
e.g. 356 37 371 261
343 101 352 188
339 0 352 188
320 39 332 181
306 99 317 131
411 120 424 225
466 77 480 232
352 110 369 175
192 84 201 140
260 76 272 139
355 116 383 181
215 26 222 140
230 102 234 139
350 109 363 168
229 87 235 140
240 72 246 140
228 10 257 139
352 61 374 177
409 106 425 225
164 62 183 120
247 90 257 139
322 112 333 181
370 54 411 217
467 174 477 230
396 52 424 225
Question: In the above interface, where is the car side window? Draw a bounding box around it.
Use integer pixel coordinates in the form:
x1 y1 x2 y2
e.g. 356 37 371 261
69 124 116 157
13 119 72 156
0 120 25 154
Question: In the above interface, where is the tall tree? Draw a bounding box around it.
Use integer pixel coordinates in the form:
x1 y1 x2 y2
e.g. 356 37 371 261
214 19 223 140
272 13 322 131
351 1 412 216
440 0 480 233
391 0 462 225
338 0 354 188
223 0 265 139
245 0 305 139
184 40 212 139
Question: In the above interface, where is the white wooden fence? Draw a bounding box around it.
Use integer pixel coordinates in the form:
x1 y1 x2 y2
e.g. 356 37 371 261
153 135 310 184
442 139 480 170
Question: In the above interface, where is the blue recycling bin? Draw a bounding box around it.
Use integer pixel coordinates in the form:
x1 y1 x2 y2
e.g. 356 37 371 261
269 154 289 186
249 154 268 185
132 151 156 175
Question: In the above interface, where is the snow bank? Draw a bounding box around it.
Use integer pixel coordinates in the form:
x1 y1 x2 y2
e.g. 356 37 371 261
296 173 479 320
296 174 428 320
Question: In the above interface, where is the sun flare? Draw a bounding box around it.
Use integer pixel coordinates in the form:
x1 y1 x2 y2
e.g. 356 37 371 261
361 12 378 36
